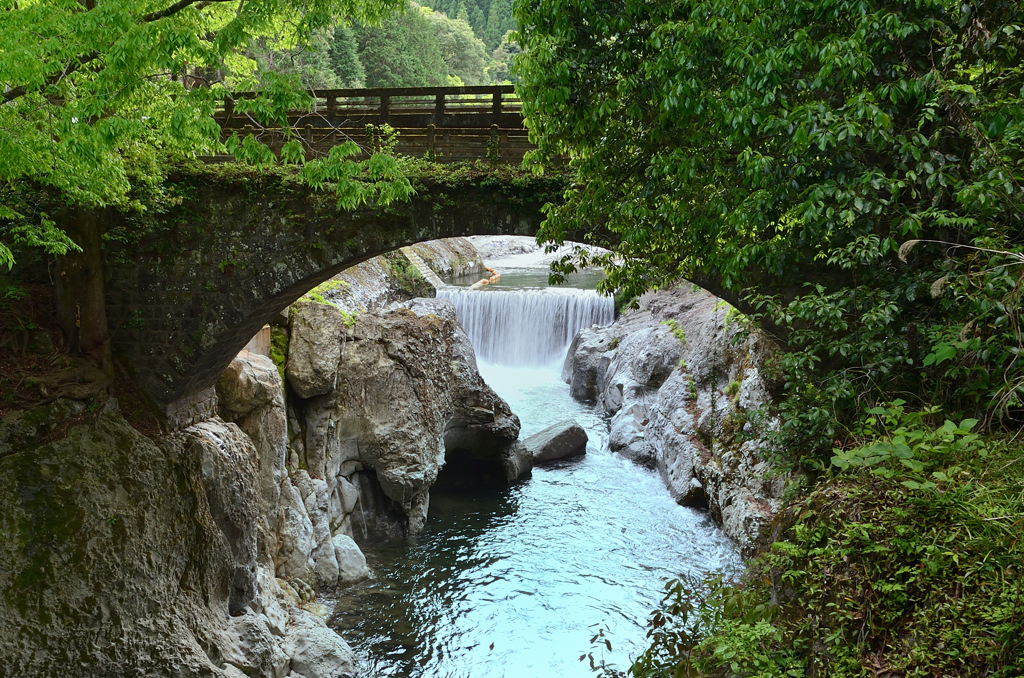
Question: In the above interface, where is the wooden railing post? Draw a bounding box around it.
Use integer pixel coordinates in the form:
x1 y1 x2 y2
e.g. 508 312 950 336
326 95 336 117
434 93 444 125
489 123 499 162
427 124 436 157
492 90 501 123
380 94 390 124
223 97 234 119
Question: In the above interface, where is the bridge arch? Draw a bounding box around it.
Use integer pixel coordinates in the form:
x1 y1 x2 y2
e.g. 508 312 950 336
103 169 562 426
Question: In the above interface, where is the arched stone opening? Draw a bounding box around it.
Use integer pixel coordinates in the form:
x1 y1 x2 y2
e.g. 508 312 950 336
101 170 560 424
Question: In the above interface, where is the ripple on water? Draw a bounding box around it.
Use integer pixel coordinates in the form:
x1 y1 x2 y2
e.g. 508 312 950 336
330 361 743 678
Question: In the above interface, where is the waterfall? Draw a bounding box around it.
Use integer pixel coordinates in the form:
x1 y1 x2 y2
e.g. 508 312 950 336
438 286 614 367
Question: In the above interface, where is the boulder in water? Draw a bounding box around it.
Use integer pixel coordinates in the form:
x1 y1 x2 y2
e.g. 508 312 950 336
282 609 359 678
502 440 534 481
522 420 588 463
332 534 370 585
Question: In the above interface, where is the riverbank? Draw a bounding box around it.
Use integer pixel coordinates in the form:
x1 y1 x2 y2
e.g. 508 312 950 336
624 412 1024 677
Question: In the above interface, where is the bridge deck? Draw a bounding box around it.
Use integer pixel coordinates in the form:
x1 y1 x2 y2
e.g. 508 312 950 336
215 85 534 163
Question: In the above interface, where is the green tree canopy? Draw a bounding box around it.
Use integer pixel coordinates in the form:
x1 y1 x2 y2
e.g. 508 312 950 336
354 2 449 87
329 25 368 87
423 7 491 85
247 29 343 90
514 0 1024 446
482 0 513 51
0 0 404 269
489 30 521 83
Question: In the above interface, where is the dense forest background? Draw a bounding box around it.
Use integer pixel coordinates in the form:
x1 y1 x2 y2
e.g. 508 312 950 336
245 0 519 89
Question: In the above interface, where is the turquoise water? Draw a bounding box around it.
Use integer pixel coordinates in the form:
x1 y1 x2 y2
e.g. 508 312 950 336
330 262 743 677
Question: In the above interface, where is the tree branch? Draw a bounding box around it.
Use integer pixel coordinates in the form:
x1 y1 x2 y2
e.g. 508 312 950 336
2 52 99 105
2 0 234 106
143 0 234 23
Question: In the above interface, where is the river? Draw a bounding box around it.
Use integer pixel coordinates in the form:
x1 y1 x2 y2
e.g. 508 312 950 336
329 247 743 677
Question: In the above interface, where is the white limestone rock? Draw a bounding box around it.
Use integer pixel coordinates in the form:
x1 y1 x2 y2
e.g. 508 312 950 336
217 351 289 552
219 612 290 678
275 479 315 581
283 610 358 678
561 330 616 401
286 302 347 399
0 406 292 676
609 403 654 466
561 284 788 556
406 237 485 279
293 299 520 540
332 534 370 585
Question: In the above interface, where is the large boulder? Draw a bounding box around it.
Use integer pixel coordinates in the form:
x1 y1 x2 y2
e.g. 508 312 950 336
331 534 370 585
561 331 617 401
522 420 589 463
286 298 520 542
282 610 358 678
407 299 523 489
561 285 787 556
218 350 281 414
286 302 347 399
609 403 654 466
502 441 534 482
217 351 288 555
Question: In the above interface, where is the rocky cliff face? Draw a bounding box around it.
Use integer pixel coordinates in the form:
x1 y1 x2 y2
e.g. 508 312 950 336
282 297 522 543
0 237 517 676
0 398 359 678
308 237 484 314
0 292 515 676
562 286 786 556
405 239 484 279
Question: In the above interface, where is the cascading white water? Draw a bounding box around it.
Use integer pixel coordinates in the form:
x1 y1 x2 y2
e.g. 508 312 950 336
337 249 744 677
437 286 614 366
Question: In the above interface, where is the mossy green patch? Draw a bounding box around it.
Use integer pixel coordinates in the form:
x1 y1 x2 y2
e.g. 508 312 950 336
270 326 289 384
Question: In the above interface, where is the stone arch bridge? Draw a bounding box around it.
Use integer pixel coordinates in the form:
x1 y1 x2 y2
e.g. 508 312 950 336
103 169 564 427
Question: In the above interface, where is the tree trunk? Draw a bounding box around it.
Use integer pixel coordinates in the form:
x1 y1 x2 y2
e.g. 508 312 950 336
55 207 113 376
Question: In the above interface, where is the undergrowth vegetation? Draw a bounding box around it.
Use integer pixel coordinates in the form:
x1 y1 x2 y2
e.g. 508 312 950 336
612 404 1024 678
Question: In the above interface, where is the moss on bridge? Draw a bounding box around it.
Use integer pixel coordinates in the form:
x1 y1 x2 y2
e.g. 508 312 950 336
100 158 567 415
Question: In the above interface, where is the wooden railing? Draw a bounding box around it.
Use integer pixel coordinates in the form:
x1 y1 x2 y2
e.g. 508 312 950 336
213 85 532 163
217 84 523 128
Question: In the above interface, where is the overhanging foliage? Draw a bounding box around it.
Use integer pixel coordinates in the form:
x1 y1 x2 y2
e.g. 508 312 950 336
514 0 1024 453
